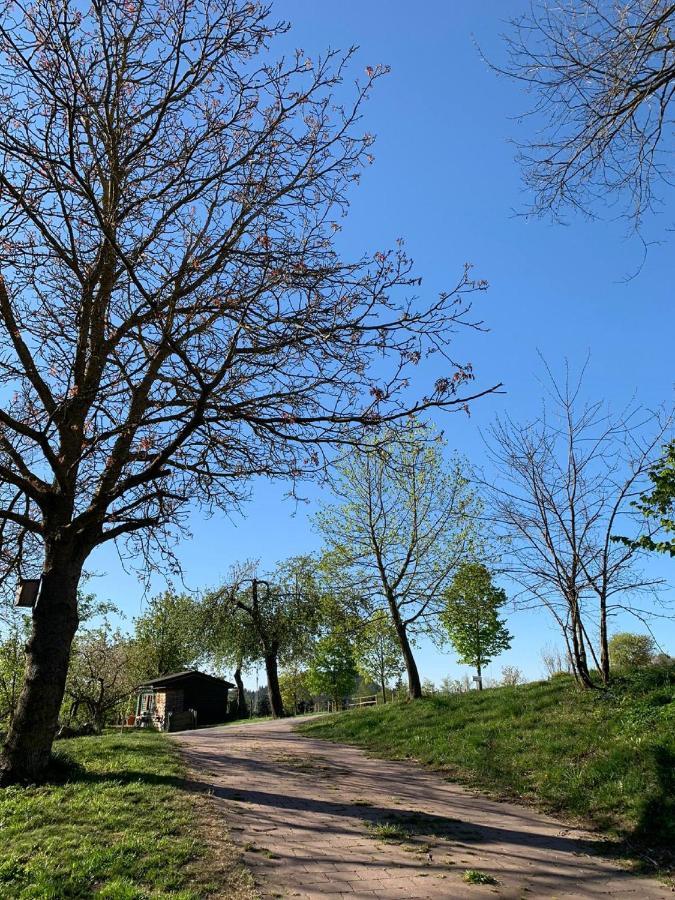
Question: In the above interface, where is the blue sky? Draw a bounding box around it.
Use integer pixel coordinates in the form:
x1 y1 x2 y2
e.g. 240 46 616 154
88 1 675 684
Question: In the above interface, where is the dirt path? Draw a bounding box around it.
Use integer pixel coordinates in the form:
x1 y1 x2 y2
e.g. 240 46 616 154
176 718 670 900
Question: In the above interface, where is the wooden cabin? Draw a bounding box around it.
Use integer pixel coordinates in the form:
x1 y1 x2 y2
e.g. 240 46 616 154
135 670 234 732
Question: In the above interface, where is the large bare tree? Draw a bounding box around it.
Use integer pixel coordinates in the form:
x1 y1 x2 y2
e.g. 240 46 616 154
0 0 498 782
483 362 671 688
499 0 675 228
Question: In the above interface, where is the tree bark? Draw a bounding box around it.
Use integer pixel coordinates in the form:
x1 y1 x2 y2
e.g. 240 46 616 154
389 605 421 699
0 558 81 785
476 660 483 690
264 651 284 718
598 591 610 685
233 666 248 718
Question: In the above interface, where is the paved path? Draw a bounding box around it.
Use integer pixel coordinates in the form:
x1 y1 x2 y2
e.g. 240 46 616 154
176 718 671 900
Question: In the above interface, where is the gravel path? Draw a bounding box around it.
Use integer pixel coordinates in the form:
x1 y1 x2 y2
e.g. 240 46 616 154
176 717 671 900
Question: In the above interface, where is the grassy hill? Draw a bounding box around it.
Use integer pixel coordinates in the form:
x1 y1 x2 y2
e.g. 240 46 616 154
299 665 675 872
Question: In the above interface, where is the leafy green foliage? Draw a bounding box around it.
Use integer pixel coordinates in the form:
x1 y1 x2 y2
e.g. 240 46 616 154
300 664 675 868
440 563 512 679
307 632 358 705
317 421 480 697
608 632 656 671
0 616 29 730
0 730 250 898
278 667 313 714
625 440 675 556
131 591 206 682
353 612 404 701
463 869 498 885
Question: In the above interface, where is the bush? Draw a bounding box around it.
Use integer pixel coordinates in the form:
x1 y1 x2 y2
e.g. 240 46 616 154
609 633 656 671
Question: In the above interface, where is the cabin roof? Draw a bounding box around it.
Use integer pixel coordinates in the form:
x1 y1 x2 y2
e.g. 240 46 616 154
138 669 234 690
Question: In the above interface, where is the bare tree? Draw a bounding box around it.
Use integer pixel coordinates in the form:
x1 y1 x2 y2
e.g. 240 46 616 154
0 0 498 782
65 626 135 732
540 642 574 677
483 362 671 688
499 0 675 228
317 423 480 699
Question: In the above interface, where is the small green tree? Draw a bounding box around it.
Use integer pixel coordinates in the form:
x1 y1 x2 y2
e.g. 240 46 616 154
131 591 206 682
201 601 258 719
608 632 656 671
353 612 403 703
278 668 313 715
307 633 358 709
441 563 512 689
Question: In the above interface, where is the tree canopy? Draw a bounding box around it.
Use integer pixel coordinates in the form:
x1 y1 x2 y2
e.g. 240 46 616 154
441 562 512 687
0 0 497 783
500 0 675 229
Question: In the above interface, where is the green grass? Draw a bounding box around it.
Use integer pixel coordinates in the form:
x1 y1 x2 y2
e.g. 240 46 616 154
0 730 252 899
299 665 675 870
462 869 499 885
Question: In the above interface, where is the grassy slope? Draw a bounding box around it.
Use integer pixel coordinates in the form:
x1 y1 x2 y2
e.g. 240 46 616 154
0 730 253 899
299 666 675 863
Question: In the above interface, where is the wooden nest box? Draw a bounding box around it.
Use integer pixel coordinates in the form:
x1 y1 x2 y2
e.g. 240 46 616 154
15 578 40 608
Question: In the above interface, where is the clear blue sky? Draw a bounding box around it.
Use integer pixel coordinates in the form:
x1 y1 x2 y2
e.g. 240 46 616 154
89 1 675 684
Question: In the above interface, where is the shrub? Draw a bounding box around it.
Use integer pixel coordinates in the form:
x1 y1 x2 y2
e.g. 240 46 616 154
609 633 656 671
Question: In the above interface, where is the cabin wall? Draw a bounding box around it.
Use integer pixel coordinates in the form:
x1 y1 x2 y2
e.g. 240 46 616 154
182 681 228 725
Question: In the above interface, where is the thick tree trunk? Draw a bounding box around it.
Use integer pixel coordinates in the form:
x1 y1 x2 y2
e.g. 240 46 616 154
0 559 81 785
264 652 284 718
233 666 248 718
476 660 483 690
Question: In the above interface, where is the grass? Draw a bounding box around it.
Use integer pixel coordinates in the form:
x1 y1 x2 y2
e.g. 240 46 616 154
299 664 675 872
0 730 255 899
365 820 411 842
462 869 499 885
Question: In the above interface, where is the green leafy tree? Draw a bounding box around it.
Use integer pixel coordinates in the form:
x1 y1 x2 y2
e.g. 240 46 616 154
608 632 656 671
208 556 324 718
307 633 358 709
621 442 675 557
0 616 30 729
441 563 512 689
278 667 313 715
354 612 403 703
317 422 479 700
202 604 257 719
131 591 206 682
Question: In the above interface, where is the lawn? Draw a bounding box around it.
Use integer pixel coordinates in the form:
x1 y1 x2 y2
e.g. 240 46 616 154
0 730 254 899
299 665 675 871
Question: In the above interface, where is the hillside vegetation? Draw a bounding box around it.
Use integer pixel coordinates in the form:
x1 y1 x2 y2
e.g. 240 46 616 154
299 666 675 870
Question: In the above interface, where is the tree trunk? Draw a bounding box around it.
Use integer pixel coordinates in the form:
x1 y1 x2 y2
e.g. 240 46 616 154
598 591 610 685
264 652 284 718
0 559 81 785
389 607 421 699
569 599 594 689
233 666 248 718
476 660 483 690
